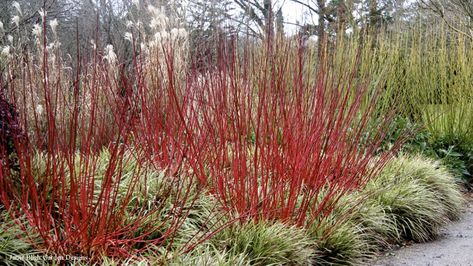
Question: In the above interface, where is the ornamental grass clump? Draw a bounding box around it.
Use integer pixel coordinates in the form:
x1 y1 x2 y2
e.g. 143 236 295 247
212 221 314 266
307 155 465 265
0 211 40 266
311 220 370 265
365 155 465 242
308 191 394 265
170 245 250 266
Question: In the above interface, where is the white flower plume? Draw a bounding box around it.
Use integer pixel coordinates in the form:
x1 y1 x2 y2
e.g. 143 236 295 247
1 46 10 57
124 32 133 42
90 39 96 50
12 16 20 27
32 24 42 38
104 44 117 65
12 1 22 15
36 104 44 116
49 19 58 35
38 9 46 20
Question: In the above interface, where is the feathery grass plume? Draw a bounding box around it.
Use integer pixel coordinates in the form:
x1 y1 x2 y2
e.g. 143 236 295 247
11 16 20 28
124 3 191 174
49 19 58 36
1 46 10 58
12 1 22 15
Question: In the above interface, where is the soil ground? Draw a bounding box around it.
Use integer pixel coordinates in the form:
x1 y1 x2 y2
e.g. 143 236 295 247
372 193 473 266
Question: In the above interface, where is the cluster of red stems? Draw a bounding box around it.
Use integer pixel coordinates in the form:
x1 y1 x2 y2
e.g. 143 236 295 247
0 28 399 261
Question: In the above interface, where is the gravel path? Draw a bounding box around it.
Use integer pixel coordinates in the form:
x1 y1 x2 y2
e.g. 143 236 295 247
372 196 473 266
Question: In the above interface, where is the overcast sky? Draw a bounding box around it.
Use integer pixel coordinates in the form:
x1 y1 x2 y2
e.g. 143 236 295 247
280 0 312 34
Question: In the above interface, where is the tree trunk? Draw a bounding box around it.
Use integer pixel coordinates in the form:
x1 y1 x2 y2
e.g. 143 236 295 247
337 0 347 36
369 0 378 32
264 0 274 40
317 0 326 59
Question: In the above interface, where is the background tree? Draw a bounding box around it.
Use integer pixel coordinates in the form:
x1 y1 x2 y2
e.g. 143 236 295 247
0 0 76 41
186 0 234 69
419 0 473 39
232 0 287 39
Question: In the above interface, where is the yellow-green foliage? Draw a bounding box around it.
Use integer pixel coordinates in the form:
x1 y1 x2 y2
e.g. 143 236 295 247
355 26 473 145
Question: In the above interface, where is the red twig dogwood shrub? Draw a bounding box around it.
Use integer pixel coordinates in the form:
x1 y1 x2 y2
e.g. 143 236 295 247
183 39 400 226
131 42 193 176
0 24 202 262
